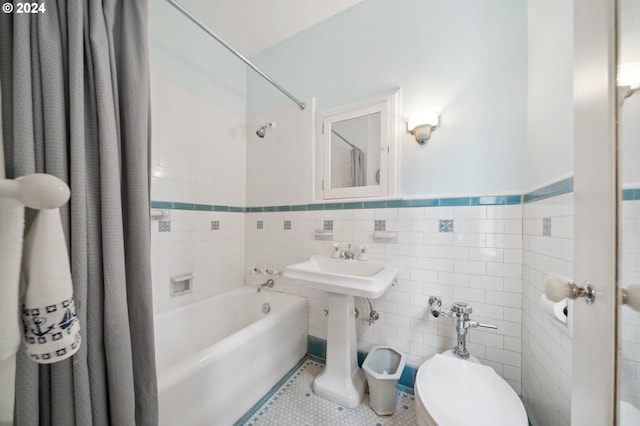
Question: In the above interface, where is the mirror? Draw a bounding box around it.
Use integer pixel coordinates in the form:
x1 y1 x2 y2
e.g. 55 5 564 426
317 90 399 200
330 112 381 189
617 0 640 422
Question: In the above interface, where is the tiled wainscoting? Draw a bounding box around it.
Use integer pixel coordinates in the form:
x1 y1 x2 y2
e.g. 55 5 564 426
521 192 574 426
150 209 245 314
245 200 525 394
149 177 582 425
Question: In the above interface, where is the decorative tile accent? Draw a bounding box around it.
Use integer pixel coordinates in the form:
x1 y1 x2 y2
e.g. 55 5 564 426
159 220 171 232
543 217 552 236
211 221 219 231
374 220 386 231
257 220 263 230
439 219 454 232
284 220 291 230
323 220 333 231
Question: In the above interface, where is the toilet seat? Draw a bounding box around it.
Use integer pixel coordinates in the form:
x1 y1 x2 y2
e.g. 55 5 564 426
414 351 527 426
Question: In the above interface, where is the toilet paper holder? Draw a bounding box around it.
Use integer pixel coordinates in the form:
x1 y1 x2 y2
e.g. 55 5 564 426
545 275 595 305
622 284 640 312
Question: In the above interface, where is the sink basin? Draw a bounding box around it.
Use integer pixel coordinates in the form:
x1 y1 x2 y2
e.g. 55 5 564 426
282 255 397 298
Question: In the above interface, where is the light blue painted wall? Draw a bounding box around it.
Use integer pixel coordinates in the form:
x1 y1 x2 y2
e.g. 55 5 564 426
527 0 574 189
149 0 247 115
248 0 528 196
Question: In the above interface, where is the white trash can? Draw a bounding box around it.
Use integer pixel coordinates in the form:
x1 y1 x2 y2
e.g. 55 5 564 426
362 345 406 416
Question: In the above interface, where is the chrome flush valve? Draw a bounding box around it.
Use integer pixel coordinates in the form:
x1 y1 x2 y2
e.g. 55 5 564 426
428 297 498 359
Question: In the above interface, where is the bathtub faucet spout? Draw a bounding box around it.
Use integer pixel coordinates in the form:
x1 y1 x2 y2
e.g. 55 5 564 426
257 279 275 293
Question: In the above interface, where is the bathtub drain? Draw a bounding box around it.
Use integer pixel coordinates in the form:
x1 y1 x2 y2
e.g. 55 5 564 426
261 302 271 314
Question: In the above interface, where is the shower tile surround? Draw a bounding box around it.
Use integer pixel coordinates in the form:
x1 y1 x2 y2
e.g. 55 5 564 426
150 70 247 313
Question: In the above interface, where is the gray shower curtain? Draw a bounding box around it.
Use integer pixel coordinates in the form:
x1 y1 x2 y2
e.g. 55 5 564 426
350 149 366 187
0 1 157 425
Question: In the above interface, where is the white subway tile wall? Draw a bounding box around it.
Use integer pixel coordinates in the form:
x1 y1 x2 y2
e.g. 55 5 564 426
150 70 246 207
151 210 245 314
150 71 247 314
245 204 524 394
620 200 640 408
521 193 574 426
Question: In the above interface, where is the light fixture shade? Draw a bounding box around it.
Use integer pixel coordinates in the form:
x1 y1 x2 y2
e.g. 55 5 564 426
408 111 439 144
408 111 439 131
618 63 640 90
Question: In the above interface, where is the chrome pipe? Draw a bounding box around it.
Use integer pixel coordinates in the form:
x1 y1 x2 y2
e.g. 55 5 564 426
165 0 306 111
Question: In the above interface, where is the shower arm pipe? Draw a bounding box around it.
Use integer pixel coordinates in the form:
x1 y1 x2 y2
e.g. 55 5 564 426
331 129 362 152
165 0 306 111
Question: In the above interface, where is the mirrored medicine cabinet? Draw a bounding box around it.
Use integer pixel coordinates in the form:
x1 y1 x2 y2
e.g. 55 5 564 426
316 90 400 200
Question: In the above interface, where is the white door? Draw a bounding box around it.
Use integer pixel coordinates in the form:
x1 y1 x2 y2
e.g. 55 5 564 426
572 0 617 424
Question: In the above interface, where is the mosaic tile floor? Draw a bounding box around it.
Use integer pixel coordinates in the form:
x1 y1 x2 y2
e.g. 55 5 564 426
236 358 417 426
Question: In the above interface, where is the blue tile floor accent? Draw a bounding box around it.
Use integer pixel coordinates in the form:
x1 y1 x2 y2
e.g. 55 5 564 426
235 357 416 425
307 335 326 360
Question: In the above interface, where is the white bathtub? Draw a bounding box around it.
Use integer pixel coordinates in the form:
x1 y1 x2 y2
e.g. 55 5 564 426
155 286 308 426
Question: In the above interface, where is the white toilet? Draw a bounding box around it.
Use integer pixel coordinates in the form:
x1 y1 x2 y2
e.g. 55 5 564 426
414 350 528 426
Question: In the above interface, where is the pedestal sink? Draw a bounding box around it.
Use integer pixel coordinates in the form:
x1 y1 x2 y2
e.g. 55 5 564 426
282 255 397 407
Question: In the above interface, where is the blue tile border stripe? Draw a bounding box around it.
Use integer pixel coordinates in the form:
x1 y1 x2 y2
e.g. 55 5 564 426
151 194 524 214
152 179 600 213
623 188 640 201
523 177 573 203
245 195 522 211
150 200 246 212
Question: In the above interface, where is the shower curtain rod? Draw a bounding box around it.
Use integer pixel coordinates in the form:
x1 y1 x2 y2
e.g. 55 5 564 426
165 0 306 110
331 130 362 152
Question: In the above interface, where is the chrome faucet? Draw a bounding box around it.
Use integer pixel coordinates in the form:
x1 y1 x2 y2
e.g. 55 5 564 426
339 243 355 260
428 297 497 359
257 278 275 293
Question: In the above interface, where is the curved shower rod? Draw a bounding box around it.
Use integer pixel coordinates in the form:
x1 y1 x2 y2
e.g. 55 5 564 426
165 0 306 111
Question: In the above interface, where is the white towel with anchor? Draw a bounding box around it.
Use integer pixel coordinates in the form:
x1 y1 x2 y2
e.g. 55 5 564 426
21 208 80 364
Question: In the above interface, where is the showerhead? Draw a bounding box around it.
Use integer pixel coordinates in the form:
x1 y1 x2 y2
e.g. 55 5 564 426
256 122 276 138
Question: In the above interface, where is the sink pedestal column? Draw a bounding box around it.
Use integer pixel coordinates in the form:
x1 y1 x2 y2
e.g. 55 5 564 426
313 292 366 408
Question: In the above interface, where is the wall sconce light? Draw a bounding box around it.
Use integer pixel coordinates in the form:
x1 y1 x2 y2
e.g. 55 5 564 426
618 63 640 105
408 111 440 145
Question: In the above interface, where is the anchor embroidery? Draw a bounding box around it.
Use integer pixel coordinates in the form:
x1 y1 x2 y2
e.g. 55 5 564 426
31 317 55 337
